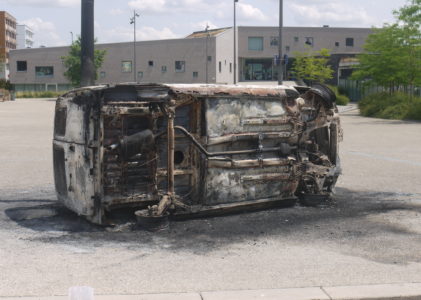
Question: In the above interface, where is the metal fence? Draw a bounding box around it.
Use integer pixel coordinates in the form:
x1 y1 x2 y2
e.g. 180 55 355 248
338 79 421 102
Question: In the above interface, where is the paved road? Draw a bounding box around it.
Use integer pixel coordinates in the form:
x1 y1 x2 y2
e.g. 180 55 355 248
0 99 421 297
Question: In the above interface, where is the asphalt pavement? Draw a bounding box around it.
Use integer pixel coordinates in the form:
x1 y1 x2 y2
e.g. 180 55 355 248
0 99 421 298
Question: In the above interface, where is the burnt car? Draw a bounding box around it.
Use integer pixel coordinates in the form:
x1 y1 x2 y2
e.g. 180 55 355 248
53 83 342 226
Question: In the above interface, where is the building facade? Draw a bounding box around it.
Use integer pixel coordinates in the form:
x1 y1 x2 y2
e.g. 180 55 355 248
16 24 34 49
0 11 17 80
237 26 370 82
9 26 372 91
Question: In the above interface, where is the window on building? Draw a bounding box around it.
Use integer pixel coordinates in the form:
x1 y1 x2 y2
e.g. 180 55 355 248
100 71 106 78
175 61 185 72
270 37 279 47
335 42 340 47
230 63 232 73
35 66 54 77
207 56 212 62
243 58 274 81
219 61 222 73
148 60 154 67
346 38 354 47
248 37 264 51
294 36 299 42
193 71 198 78
138 71 143 79
121 61 132 73
285 46 290 52
161 65 167 73
17 61 27 72
305 37 314 46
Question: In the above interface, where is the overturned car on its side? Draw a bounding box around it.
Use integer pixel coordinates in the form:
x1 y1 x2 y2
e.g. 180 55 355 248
53 83 342 226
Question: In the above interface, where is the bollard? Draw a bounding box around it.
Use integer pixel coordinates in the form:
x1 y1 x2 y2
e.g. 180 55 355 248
68 286 94 300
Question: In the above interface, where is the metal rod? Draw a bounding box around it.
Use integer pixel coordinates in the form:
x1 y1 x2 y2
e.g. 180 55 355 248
278 0 283 85
131 10 139 82
233 0 237 85
80 0 95 87
205 25 209 84
173 126 284 157
167 101 176 196
133 11 136 82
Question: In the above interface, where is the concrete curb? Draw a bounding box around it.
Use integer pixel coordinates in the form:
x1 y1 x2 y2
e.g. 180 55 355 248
2 283 421 300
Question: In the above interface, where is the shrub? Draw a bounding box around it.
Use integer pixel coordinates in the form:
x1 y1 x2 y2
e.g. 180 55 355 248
337 85 348 96
16 91 64 98
0 79 12 91
327 85 350 105
359 92 421 121
405 101 421 121
336 94 350 106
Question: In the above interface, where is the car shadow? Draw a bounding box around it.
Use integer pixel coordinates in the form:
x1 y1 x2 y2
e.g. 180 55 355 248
4 186 421 264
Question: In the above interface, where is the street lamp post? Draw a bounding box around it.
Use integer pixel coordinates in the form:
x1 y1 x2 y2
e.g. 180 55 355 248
80 0 95 87
278 0 283 85
205 24 210 84
130 10 140 82
70 31 74 44
233 0 238 85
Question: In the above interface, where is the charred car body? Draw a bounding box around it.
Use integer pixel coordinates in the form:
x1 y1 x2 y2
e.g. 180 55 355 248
53 83 342 225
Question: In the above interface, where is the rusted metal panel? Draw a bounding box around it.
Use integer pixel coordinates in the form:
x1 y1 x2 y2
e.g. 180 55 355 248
53 83 342 225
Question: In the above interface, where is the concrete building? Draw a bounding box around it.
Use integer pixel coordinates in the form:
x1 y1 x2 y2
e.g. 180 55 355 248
237 26 370 82
16 24 34 49
0 11 17 80
9 26 372 92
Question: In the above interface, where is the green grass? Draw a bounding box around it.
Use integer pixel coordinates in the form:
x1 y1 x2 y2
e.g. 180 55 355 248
359 92 421 121
327 85 350 106
16 91 64 98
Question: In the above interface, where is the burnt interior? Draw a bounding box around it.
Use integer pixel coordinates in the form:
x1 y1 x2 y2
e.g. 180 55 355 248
103 114 156 197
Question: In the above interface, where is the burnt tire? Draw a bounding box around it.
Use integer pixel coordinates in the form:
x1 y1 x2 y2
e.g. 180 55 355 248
135 210 170 231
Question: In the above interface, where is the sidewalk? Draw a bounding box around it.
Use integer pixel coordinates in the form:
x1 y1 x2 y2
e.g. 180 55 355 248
337 103 358 114
2 283 421 300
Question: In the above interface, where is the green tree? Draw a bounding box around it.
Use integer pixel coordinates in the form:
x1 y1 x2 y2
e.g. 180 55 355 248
352 25 409 93
395 0 421 96
61 36 106 87
395 0 421 28
353 0 421 95
291 48 333 84
0 79 12 91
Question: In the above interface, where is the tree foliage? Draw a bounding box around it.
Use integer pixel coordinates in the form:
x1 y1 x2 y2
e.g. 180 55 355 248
0 79 12 91
394 0 421 28
61 36 106 87
352 0 421 95
291 48 333 84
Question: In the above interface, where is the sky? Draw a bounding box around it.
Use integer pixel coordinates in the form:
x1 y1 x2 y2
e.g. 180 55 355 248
2 0 410 47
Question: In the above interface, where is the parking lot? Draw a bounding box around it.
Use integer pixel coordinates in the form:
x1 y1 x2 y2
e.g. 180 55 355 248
1 98 421 297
